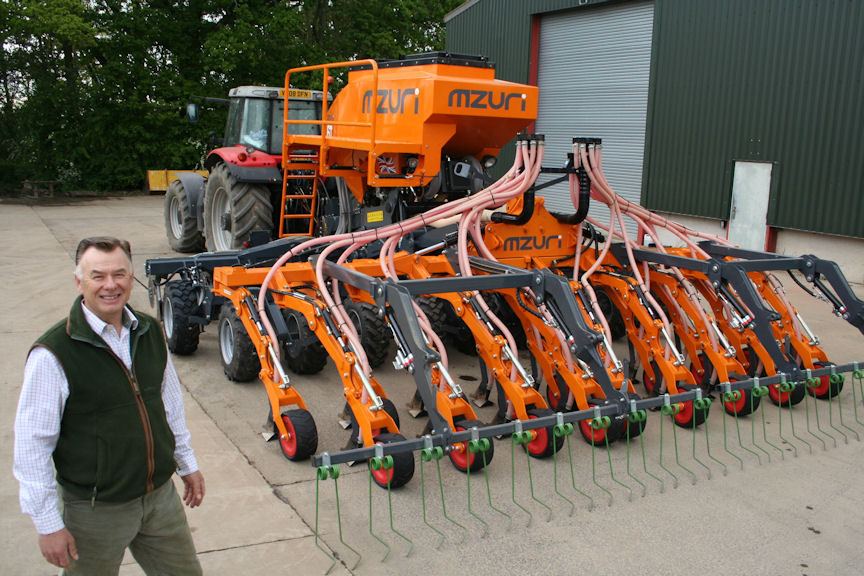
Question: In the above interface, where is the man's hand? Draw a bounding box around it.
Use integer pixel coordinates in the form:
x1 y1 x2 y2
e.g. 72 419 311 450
181 470 205 508
39 528 78 568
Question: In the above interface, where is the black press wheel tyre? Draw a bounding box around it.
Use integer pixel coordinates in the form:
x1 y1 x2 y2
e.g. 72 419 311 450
347 397 400 447
369 432 415 489
767 381 806 407
345 301 390 368
276 409 318 461
545 373 568 412
808 360 843 399
448 418 495 473
624 392 647 439
280 309 328 375
642 360 662 396
722 377 761 416
524 408 565 458
578 412 626 446
164 179 205 253
672 385 710 428
162 280 201 355
203 163 273 252
217 303 260 382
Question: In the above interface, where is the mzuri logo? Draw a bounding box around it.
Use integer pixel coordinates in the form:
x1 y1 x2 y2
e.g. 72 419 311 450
448 90 527 111
362 88 420 114
502 235 563 251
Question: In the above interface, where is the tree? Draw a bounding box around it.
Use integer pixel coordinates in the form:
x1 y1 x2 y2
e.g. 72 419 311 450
0 0 462 193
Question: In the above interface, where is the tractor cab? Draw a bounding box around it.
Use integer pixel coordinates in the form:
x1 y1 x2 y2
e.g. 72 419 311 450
223 86 326 156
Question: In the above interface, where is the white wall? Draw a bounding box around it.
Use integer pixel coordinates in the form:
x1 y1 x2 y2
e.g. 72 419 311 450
648 212 864 286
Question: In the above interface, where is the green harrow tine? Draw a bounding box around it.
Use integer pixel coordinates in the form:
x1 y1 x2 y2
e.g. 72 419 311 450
809 378 836 449
833 370 860 441
553 423 577 515
511 433 534 524
315 465 358 574
637 413 665 492
731 391 762 464
435 454 468 543
701 399 728 476
480 443 512 526
369 455 414 559
784 383 810 455
602 421 633 501
480 448 513 528
802 381 828 451
419 447 447 550
524 441 554 521
588 417 615 505
663 402 696 485
465 440 490 537
626 411 648 496
778 383 801 457
721 391 745 470
747 384 772 463
657 405 679 487
852 368 864 429
826 369 850 444
368 458 392 561
565 431 595 510
755 385 782 461
690 398 713 479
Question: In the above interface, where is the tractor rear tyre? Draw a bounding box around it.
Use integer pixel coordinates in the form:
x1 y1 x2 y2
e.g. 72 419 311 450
164 179 205 253
217 302 260 382
276 409 318 461
161 281 201 355
369 432 415 489
345 301 390 368
280 309 328 375
203 163 273 251
416 295 448 335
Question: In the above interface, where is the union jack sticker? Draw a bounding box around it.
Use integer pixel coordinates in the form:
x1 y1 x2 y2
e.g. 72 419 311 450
376 155 397 174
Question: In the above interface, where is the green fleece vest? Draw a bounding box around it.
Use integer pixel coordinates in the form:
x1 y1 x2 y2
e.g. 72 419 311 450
33 296 177 502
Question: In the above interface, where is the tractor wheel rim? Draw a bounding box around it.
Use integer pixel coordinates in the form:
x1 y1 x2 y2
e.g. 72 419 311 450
211 187 232 251
169 196 184 239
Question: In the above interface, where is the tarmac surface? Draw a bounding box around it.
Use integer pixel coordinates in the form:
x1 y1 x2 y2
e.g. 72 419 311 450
2 195 864 576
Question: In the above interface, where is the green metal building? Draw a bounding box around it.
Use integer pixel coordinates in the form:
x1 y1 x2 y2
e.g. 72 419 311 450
445 0 864 251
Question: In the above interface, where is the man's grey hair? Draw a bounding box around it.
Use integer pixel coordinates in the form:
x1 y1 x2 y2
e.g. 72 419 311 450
74 236 133 280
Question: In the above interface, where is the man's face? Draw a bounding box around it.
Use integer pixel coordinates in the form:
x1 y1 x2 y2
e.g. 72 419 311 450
75 247 133 325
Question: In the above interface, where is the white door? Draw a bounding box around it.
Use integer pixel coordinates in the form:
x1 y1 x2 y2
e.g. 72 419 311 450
728 161 773 250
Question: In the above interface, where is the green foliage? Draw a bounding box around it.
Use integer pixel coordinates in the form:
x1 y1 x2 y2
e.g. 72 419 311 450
0 0 462 193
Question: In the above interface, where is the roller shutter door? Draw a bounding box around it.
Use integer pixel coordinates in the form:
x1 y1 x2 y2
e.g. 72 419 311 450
535 0 654 237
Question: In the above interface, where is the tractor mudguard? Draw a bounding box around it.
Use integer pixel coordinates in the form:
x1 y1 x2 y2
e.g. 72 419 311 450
221 163 282 185
173 171 207 233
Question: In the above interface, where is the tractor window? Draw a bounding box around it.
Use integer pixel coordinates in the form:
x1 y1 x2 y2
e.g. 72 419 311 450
272 99 322 151
223 98 244 147
238 98 271 151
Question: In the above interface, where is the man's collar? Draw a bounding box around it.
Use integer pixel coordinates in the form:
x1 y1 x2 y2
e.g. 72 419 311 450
79 300 138 334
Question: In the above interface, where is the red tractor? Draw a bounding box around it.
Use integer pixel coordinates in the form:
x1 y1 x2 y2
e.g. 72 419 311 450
163 86 326 252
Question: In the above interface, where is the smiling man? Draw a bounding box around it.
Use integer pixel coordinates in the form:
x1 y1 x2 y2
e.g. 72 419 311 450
13 236 205 575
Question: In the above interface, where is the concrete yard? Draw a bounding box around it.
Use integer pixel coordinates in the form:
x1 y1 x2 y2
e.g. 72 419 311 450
2 195 863 575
